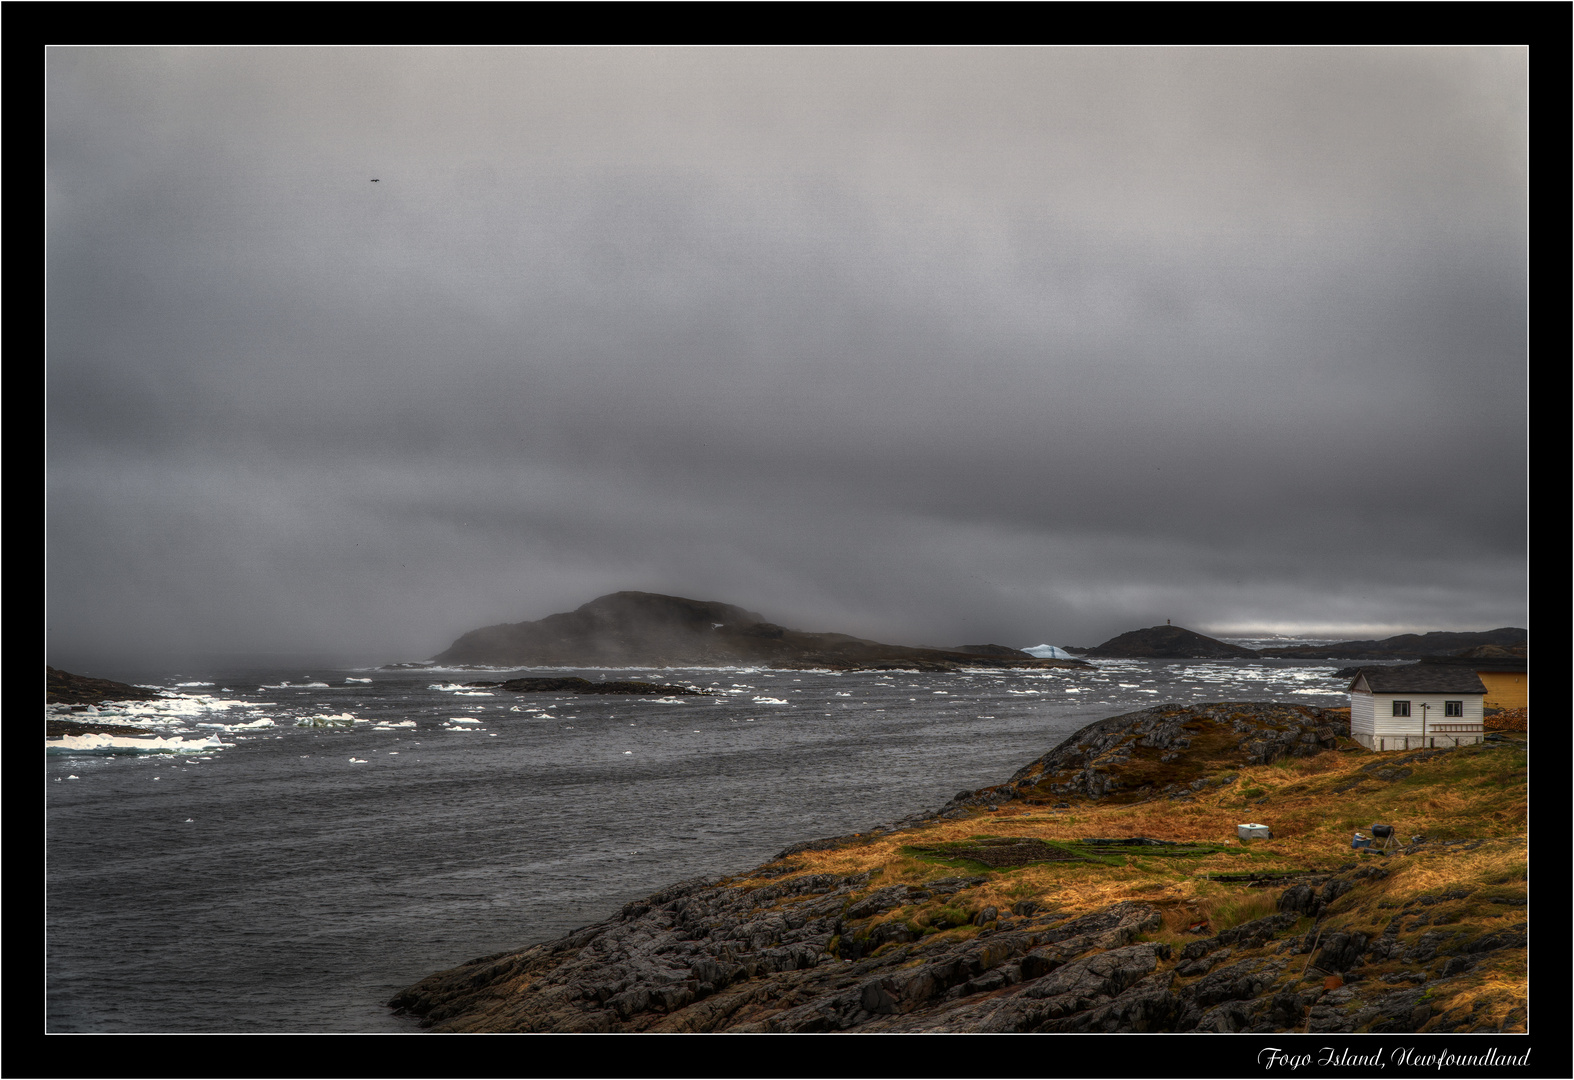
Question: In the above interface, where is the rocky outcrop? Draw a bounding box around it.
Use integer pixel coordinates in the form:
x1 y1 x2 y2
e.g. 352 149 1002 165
939 703 1348 809
390 860 1520 1034
47 666 164 706
434 592 1087 671
1079 626 1259 659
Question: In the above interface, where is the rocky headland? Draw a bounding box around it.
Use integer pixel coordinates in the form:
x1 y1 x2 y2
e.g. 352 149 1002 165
46 666 166 738
433 592 1090 672
390 702 1527 1034
47 666 163 706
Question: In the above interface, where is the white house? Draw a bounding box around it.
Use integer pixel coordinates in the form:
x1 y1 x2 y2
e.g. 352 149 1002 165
1348 665 1487 751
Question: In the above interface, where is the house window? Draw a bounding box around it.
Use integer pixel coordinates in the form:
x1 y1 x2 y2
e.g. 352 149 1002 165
1392 700 1411 717
1445 700 1463 717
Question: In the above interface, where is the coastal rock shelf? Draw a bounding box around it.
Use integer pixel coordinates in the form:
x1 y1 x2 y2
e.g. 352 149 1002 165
390 703 1528 1034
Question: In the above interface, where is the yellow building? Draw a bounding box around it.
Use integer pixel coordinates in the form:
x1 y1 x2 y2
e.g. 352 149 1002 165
1417 656 1526 711
1478 668 1527 710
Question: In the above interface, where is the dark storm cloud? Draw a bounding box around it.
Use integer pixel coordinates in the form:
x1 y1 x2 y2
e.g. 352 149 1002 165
47 48 1527 665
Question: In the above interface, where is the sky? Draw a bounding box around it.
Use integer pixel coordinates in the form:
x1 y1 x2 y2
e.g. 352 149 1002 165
46 47 1528 668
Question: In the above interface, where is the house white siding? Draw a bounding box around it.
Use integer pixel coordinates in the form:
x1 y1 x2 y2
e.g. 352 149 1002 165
1350 691 1376 743
1350 692 1484 750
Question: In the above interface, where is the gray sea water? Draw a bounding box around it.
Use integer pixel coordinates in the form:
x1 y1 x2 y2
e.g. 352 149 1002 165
46 656 1350 1033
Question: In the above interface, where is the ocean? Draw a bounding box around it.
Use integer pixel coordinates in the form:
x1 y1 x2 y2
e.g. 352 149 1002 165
46 656 1351 1033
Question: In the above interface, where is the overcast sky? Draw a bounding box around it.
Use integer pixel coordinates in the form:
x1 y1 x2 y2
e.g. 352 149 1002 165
47 48 1528 667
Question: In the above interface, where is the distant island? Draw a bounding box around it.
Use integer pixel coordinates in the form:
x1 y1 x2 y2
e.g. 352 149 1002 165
1071 626 1527 662
1256 628 1526 661
1073 625 1259 659
431 592 1089 672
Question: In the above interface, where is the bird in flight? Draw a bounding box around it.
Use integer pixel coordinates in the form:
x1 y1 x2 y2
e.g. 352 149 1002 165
370 178 380 183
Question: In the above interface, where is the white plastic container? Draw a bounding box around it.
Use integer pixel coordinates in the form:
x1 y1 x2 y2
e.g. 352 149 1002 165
1237 823 1272 840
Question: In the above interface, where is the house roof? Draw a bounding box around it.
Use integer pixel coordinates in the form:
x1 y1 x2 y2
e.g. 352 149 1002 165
1348 665 1488 694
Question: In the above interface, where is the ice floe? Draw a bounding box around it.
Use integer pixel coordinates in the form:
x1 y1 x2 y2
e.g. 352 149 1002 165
48 733 230 756
296 712 358 728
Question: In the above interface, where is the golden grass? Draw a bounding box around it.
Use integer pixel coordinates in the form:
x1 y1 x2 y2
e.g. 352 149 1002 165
725 733 1526 1020
755 741 1525 901
1415 951 1529 1033
600 723 1530 1035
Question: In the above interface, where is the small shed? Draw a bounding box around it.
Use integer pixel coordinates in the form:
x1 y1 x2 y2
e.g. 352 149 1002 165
1348 665 1487 751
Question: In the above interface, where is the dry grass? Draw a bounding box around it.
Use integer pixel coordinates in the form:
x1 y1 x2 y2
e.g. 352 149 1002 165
750 738 1526 912
1438 957 1530 1032
723 727 1526 1029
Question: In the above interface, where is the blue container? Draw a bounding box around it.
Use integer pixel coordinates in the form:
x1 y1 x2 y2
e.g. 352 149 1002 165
1351 836 1371 850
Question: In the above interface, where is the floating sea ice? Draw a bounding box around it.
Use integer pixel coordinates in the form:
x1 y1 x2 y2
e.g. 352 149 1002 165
752 697 788 705
47 733 229 756
345 677 372 684
348 758 368 764
67 775 79 779
446 718 481 724
297 713 357 727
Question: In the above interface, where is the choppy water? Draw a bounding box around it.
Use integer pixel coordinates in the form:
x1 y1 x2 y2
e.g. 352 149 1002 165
46 657 1349 1032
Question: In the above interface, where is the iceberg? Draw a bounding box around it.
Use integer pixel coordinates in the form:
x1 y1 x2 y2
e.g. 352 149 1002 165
1022 644 1078 659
